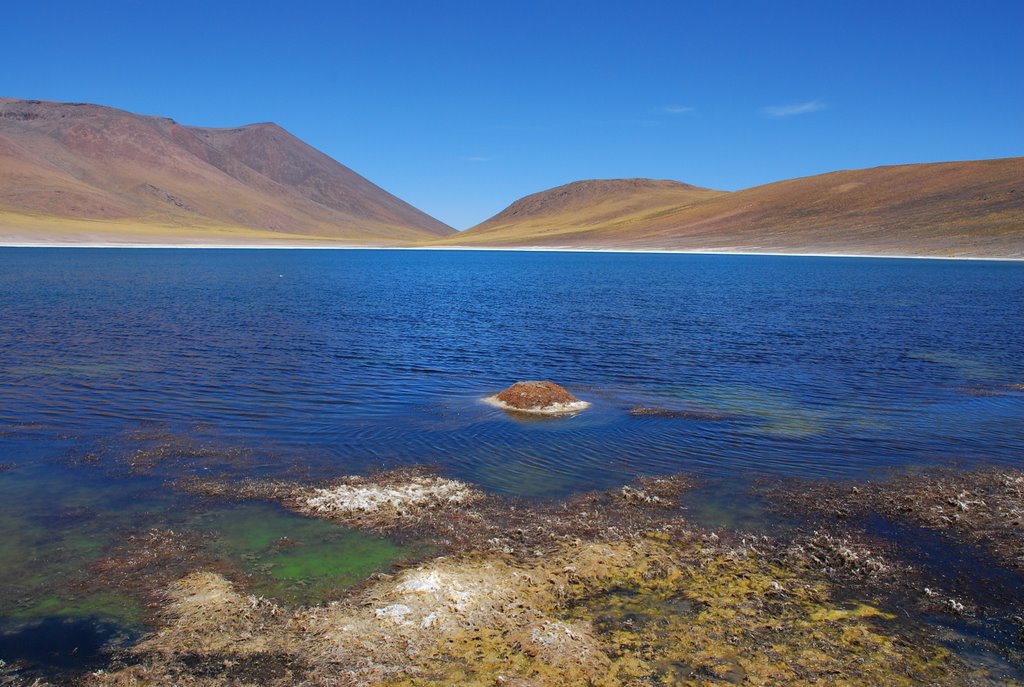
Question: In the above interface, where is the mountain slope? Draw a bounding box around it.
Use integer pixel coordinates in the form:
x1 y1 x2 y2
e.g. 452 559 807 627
448 159 1024 258
0 98 453 244
450 179 726 241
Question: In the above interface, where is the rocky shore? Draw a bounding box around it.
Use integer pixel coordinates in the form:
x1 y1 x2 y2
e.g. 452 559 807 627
34 466 1020 687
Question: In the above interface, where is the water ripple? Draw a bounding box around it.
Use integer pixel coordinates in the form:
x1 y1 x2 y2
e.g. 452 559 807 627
0 249 1021 494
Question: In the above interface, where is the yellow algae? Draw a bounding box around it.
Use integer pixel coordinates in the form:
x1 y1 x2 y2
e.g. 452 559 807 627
135 571 288 658
90 535 965 687
809 602 896 622
566 547 953 687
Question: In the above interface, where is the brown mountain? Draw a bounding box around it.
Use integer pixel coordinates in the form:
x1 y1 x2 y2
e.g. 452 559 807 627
0 98 453 244
446 159 1024 258
457 178 725 240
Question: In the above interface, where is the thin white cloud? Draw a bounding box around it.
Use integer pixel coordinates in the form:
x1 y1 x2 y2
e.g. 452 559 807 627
663 105 695 114
763 100 826 118
462 155 490 162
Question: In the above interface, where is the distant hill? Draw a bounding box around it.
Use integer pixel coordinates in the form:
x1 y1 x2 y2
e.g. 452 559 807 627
0 98 453 244
446 159 1024 258
2 98 1020 256
456 178 725 240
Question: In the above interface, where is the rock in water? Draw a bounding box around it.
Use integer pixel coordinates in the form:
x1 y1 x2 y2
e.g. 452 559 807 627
486 381 590 415
628 406 730 421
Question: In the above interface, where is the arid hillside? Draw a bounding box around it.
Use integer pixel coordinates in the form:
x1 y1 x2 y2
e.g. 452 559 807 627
446 159 1024 258
2 98 1020 256
0 98 453 244
447 178 725 241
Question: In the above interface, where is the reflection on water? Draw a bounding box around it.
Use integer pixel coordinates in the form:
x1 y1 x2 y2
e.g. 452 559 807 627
0 249 1022 672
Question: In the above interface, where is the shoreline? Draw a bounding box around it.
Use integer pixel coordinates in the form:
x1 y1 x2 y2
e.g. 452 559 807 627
45 464 1024 686
1 241 1022 262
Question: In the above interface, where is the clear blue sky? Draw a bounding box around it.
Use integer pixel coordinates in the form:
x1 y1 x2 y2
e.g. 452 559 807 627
5 1 1022 229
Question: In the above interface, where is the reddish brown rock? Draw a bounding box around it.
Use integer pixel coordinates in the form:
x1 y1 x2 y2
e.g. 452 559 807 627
487 381 590 415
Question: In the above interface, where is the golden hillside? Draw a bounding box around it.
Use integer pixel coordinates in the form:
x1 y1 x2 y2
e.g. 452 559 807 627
447 159 1024 258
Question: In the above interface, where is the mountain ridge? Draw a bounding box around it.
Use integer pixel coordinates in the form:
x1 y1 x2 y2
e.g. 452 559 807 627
1 98 1021 256
0 97 453 243
443 158 1024 258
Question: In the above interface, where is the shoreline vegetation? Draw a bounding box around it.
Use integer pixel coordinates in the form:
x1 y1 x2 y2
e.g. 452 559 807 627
5 458 1023 686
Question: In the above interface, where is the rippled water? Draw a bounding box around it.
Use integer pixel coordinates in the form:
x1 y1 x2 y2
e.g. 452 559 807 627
0 248 1023 671
2 249 1022 490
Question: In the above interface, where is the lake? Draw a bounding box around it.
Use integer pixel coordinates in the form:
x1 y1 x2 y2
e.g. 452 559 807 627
1 248 1023 673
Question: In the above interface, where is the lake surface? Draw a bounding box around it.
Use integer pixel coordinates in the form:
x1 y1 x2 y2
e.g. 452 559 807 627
1 248 1023 672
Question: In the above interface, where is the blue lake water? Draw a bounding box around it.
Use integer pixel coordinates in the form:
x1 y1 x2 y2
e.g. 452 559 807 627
2 248 1022 490
0 248 1023 671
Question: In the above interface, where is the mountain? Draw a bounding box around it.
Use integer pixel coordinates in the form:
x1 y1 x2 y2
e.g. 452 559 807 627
454 179 725 240
0 98 453 244
3 98 1019 256
446 159 1024 258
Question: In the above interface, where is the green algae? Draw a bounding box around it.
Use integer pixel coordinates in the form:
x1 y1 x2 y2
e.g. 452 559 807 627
13 591 146 628
193 502 418 605
0 473 150 631
0 464 418 657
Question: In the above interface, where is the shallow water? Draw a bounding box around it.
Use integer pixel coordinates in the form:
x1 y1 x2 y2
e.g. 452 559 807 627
1 248 1023 672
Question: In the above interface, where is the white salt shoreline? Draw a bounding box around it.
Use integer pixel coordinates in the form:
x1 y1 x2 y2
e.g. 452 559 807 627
0 242 1021 261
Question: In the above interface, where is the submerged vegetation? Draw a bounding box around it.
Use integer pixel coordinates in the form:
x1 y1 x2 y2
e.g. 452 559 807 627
773 467 1024 573
2 424 1024 685
85 534 969 687
1 465 1012 686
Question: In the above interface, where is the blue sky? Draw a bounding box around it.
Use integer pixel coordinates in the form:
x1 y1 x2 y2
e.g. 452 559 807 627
5 1 1022 229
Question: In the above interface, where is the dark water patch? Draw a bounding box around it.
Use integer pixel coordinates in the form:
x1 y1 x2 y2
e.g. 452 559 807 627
872 516 1024 679
0 615 134 672
859 513 1024 676
763 470 1024 678
862 514 1024 615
